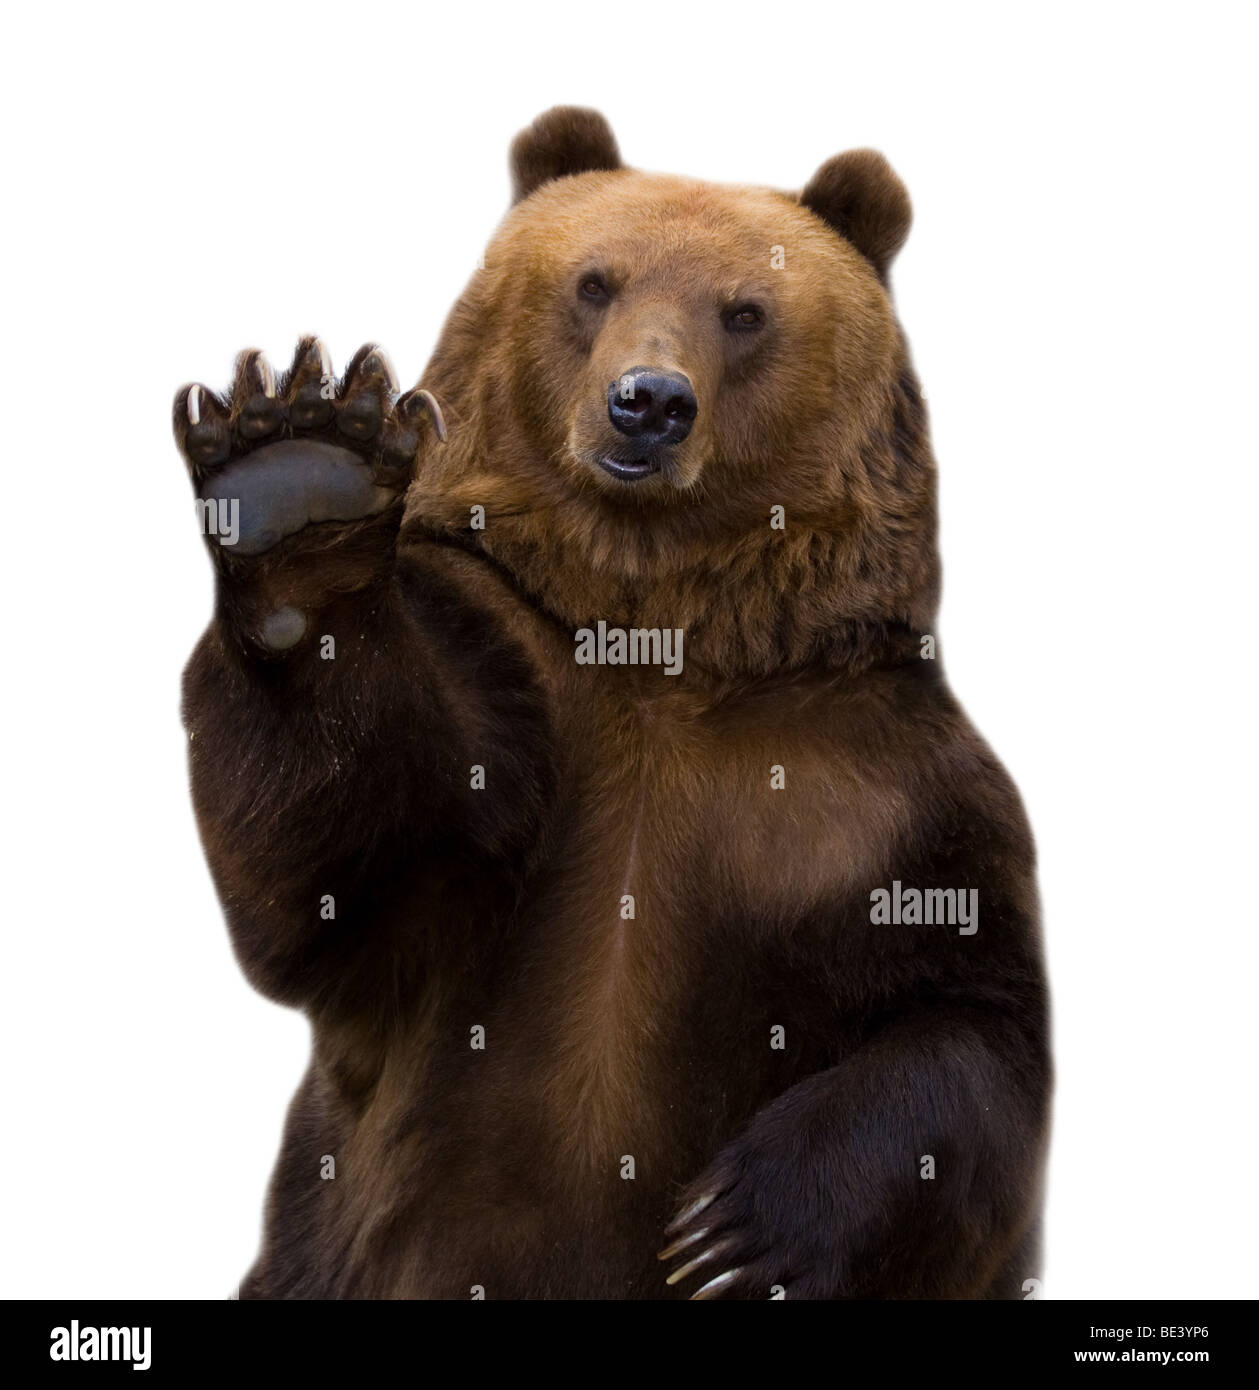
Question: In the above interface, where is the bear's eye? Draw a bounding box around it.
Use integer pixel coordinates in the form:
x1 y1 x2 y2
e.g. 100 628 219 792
726 304 764 331
578 275 610 304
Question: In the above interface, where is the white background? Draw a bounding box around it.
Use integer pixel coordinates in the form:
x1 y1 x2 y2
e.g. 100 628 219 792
2 0 1254 1300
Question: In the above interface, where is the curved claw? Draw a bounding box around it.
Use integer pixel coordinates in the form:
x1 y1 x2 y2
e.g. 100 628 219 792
235 348 276 398
665 1240 735 1287
415 388 448 442
691 1269 740 1300
287 337 336 428
665 1189 718 1235
657 1227 711 1263
362 347 400 394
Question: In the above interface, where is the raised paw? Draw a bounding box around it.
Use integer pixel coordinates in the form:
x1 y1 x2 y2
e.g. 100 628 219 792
173 339 445 557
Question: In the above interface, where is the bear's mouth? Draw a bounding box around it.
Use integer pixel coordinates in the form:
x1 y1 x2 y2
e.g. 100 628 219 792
598 455 662 482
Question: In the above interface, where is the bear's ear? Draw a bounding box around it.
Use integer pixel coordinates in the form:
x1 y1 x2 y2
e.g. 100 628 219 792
509 106 622 204
800 150 912 280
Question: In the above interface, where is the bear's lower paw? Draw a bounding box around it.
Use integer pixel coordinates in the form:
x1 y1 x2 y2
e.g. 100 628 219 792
659 1127 852 1300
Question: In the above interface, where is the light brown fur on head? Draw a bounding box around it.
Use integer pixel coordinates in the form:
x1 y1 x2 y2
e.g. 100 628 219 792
403 109 937 678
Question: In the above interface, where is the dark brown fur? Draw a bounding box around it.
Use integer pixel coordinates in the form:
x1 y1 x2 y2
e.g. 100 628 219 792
177 108 1050 1299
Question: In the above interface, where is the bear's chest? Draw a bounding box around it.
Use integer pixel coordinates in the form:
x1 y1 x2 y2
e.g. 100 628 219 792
541 675 907 930
469 678 909 1165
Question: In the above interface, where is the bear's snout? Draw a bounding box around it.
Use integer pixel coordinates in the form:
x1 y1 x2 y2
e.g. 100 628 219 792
606 367 697 453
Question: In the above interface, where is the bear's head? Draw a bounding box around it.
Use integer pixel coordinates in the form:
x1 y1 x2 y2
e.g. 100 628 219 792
405 108 938 677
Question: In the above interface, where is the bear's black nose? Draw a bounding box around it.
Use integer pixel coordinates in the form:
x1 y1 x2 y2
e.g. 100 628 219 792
607 368 697 446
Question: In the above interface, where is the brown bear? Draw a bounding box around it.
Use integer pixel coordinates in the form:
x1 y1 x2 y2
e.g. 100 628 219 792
174 107 1051 1300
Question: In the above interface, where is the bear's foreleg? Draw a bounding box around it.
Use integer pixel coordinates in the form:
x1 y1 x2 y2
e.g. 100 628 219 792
660 1004 1050 1300
174 341 508 1007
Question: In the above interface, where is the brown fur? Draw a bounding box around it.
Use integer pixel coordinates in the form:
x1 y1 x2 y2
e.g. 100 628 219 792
509 106 622 205
177 108 1050 1299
